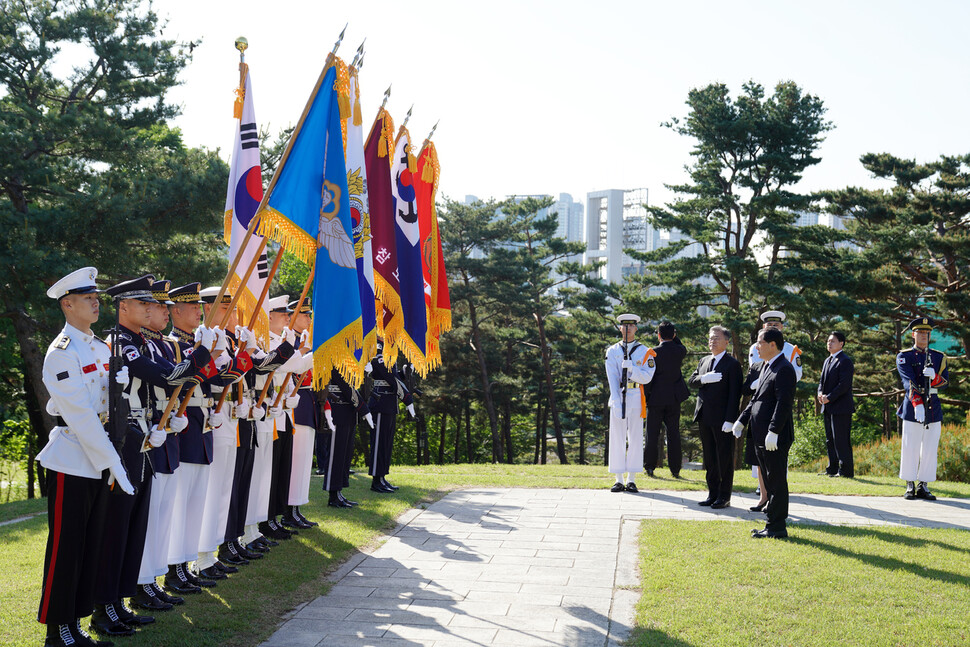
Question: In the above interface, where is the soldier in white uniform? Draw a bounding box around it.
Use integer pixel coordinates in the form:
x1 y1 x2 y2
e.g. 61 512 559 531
37 267 134 647
746 310 802 510
605 313 656 493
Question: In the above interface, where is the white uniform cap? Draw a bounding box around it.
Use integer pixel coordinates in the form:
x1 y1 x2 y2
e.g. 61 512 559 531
761 310 786 323
199 286 233 304
617 313 641 324
47 267 99 300
266 295 291 313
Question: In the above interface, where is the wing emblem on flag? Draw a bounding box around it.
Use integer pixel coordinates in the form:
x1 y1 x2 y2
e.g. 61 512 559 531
318 179 355 269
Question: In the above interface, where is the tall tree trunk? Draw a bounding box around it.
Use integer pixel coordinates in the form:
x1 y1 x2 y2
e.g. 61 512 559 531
464 401 473 463
437 412 447 464
464 291 500 462
533 397 543 465
453 410 461 464
501 400 513 464
579 383 588 464
533 312 568 463
539 397 549 465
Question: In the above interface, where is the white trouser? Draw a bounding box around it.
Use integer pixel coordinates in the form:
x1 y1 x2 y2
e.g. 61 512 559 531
199 426 237 554
169 463 210 565
608 391 644 475
900 420 942 483
246 422 274 525
138 471 178 583
288 423 314 506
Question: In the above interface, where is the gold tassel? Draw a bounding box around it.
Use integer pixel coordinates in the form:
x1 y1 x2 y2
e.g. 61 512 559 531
353 97 362 127
421 159 434 182
223 210 233 245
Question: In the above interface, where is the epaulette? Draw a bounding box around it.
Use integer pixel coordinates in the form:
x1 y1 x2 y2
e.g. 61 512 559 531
53 334 71 350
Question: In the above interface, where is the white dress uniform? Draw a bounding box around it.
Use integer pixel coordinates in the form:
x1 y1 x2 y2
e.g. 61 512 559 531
287 349 316 507
749 341 803 382
605 340 656 475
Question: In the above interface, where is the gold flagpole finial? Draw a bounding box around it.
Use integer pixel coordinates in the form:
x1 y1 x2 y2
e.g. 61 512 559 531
402 105 413 129
332 24 347 56
380 85 391 110
235 36 248 53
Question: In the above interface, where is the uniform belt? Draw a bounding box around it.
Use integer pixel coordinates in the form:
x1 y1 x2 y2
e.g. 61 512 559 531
373 380 390 388
185 395 214 408
55 413 109 427
626 382 639 390
128 408 149 421
929 388 938 395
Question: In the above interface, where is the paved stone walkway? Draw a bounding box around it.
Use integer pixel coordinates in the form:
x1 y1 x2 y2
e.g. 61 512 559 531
260 488 970 647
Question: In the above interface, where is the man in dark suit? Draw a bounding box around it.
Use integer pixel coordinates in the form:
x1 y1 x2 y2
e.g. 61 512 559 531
817 331 855 478
688 326 743 508
732 327 795 538
644 321 690 477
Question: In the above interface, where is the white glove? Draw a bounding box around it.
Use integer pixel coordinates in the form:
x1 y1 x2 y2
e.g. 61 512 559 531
213 327 228 353
234 397 251 420
765 431 779 451
169 414 188 433
700 372 722 384
282 327 296 347
236 326 258 352
209 408 230 429
299 329 309 347
364 362 373 374
107 460 135 495
621 359 634 370
721 421 734 433
914 404 926 423
364 412 375 429
251 403 266 421
148 424 166 448
115 365 130 388
731 420 744 438
196 326 216 349
750 377 760 391
268 405 283 419
923 366 936 380
407 403 416 418
324 407 336 432
285 395 300 409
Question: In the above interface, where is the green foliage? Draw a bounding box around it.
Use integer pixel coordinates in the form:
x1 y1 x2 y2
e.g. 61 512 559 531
0 419 31 503
789 412 828 467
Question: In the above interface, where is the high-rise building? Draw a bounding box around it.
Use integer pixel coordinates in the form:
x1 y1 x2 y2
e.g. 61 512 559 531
585 188 661 284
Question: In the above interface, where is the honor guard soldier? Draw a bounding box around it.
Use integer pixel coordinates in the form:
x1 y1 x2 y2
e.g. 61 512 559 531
92 275 213 638
37 267 134 647
159 282 221 597
605 314 655 492
367 339 416 493
284 299 318 529
746 310 802 508
134 280 188 612
896 317 949 500
325 368 374 507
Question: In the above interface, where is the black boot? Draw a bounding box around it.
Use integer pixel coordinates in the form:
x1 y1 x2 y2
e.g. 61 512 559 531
294 506 318 527
114 600 154 626
904 481 917 500
371 476 393 493
132 583 173 612
151 582 183 606
218 541 249 566
339 491 359 506
164 563 201 594
90 603 135 637
328 490 352 508
381 476 399 491
916 481 937 500
46 623 109 647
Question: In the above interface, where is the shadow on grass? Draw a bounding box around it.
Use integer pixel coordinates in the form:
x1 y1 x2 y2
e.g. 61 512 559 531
786 525 970 586
626 627 699 646
791 493 970 530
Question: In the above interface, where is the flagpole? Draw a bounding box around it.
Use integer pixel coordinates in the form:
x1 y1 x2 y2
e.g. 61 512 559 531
418 120 439 158
364 85 392 147
263 268 316 408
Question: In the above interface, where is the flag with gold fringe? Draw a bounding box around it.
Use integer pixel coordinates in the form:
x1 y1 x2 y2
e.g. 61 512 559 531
255 62 363 387
224 66 270 345
364 108 403 361
390 125 429 376
415 140 451 370
345 64 377 367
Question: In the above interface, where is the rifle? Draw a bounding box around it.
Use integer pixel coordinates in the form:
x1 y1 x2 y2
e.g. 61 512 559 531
106 310 129 452
620 340 629 420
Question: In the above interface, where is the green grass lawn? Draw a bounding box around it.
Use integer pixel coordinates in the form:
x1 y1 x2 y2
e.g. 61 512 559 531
2 464 968 647
631 519 970 647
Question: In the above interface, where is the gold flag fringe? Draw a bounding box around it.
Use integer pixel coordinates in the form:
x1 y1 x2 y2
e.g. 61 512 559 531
358 327 378 371
223 209 233 246
311 317 365 389
378 110 396 159
396 328 429 378
255 207 317 266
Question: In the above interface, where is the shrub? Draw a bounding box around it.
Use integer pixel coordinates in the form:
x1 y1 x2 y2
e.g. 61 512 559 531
790 413 828 467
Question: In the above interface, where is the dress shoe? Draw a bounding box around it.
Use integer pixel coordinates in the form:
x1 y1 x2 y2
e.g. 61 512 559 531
751 528 788 539
150 583 183 606
338 492 359 506
263 519 294 539
711 499 731 509
749 501 768 512
114 601 153 626
818 471 837 477
246 539 270 554
132 585 173 612
234 540 264 560
46 622 114 647
294 507 318 527
904 481 917 500
328 496 353 508
670 472 682 479
381 477 400 491
698 497 716 507
90 607 135 637
370 482 394 493
184 565 217 587
256 535 279 548
214 560 238 574
199 566 228 580
218 544 250 567
916 482 937 500
610 483 625 493
625 482 638 493
164 565 201 595
646 469 655 477
315 468 325 475
349 469 356 475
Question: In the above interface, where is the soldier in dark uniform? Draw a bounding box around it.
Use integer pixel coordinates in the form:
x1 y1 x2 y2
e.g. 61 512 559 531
896 317 949 500
367 340 415 493
324 368 374 507
284 299 317 529
643 321 690 477
37 267 133 647
91 276 214 638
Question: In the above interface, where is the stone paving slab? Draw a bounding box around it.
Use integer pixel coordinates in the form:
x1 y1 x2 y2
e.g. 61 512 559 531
260 488 970 647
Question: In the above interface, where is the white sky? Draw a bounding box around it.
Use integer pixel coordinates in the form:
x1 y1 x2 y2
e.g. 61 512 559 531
162 0 970 211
